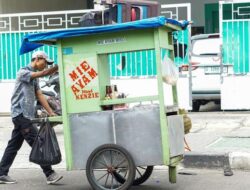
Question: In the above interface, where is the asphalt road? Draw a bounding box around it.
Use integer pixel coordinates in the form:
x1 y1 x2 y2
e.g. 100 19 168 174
1 101 250 190
1 168 249 190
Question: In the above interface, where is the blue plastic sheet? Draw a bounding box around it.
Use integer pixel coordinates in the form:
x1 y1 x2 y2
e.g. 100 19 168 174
20 16 189 55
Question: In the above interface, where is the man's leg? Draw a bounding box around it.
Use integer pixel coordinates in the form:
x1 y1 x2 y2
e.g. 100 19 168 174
0 119 25 184
0 127 24 176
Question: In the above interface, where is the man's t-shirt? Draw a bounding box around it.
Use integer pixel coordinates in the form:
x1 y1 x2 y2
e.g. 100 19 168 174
11 64 40 119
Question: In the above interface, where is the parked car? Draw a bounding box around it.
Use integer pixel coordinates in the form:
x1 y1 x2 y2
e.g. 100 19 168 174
180 33 233 111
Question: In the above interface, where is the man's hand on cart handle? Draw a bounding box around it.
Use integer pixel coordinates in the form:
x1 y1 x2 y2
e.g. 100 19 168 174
49 111 58 117
48 112 61 127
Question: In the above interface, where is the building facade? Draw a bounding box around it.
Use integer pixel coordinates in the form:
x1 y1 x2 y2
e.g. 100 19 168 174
0 0 219 33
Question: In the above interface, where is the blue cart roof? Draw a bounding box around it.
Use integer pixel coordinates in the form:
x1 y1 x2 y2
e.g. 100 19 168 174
20 16 189 55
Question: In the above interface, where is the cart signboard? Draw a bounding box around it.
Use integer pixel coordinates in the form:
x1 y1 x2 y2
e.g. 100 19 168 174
63 54 101 113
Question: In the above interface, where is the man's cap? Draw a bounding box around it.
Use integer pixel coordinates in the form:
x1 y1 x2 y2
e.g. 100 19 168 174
32 50 54 65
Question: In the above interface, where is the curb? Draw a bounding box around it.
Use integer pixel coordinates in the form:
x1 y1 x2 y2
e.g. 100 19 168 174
183 152 228 169
0 113 11 116
229 152 250 170
183 152 250 170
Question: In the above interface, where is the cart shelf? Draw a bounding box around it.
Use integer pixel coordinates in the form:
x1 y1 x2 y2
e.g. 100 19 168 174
100 95 159 105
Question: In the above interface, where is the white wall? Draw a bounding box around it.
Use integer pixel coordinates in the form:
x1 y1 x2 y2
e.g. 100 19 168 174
0 78 190 114
0 82 15 113
111 78 191 110
221 76 250 110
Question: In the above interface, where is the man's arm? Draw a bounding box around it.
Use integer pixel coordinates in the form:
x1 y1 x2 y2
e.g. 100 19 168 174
31 65 58 79
36 89 56 116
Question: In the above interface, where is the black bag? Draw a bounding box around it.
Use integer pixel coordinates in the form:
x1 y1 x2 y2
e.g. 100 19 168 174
29 120 62 166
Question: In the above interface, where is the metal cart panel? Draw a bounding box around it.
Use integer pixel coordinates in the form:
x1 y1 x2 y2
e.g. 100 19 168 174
167 115 185 157
69 105 164 169
70 111 114 169
115 105 164 166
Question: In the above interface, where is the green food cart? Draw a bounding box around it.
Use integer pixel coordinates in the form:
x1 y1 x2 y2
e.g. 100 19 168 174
20 16 189 190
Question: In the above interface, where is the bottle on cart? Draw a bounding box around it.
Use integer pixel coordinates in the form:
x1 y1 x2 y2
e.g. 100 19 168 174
112 85 118 99
103 85 113 110
105 85 112 100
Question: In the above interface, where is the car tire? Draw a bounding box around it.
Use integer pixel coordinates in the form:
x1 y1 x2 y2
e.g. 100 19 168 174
192 101 200 112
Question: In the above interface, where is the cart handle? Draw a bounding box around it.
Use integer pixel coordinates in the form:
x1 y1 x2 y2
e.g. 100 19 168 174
31 117 47 123
31 116 63 124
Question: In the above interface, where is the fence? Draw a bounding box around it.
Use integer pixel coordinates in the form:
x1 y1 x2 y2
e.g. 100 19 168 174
0 6 191 80
0 9 100 80
108 49 172 78
220 1 250 74
109 3 191 79
161 3 191 66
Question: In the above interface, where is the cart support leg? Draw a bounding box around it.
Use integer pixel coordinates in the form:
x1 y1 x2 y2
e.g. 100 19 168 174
169 166 177 183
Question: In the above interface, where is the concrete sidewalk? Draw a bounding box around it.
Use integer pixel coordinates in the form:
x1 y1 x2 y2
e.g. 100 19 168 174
1 111 250 171
184 111 250 170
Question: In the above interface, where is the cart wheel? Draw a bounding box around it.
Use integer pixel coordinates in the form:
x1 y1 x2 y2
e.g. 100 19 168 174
86 144 136 190
113 166 154 186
